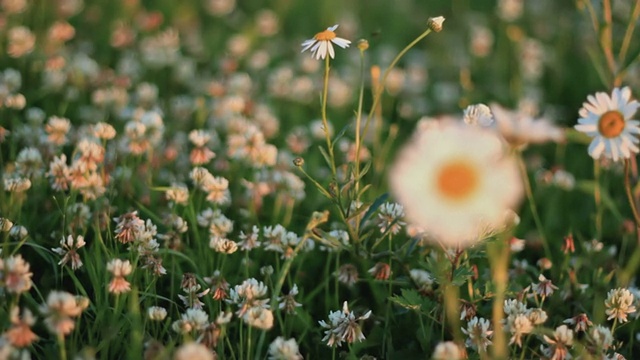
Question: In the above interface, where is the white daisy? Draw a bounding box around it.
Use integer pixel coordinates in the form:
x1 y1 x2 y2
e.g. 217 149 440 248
490 103 565 148
574 86 640 161
301 25 351 60
389 122 522 247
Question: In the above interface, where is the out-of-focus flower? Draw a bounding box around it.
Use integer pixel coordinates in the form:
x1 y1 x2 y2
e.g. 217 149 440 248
532 274 558 298
278 284 302 315
541 325 573 360
563 313 592 332
301 25 351 60
463 103 494 127
268 336 302 360
174 342 215 360
604 288 636 323
7 26 35 58
432 341 463 360
4 307 38 348
45 116 71 145
40 290 86 336
243 306 274 330
228 278 269 317
389 122 522 247
0 254 33 294
147 306 167 321
52 234 86 270
589 325 613 351
368 262 391 281
490 103 565 148
574 87 640 162
106 259 133 294
336 264 359 287
318 301 371 347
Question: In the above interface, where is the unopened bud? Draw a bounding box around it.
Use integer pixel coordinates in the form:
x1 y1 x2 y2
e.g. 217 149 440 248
293 157 304 167
357 39 369 51
427 16 445 32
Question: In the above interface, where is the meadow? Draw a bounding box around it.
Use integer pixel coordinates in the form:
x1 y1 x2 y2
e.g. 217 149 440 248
1 0 640 359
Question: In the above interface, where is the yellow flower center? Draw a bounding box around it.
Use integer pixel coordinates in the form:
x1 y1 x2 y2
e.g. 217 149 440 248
436 160 479 201
314 29 336 41
598 110 625 138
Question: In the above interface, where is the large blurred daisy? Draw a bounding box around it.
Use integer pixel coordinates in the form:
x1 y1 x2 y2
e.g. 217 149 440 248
389 122 522 247
574 87 640 161
301 25 351 60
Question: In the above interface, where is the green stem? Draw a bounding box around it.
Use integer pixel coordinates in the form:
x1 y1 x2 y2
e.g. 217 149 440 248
517 153 551 259
320 55 337 177
594 160 603 240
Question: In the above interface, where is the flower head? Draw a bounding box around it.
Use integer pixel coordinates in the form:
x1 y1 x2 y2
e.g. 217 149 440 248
301 25 351 60
389 122 522 247
268 336 303 360
318 301 371 347
604 287 636 323
574 86 640 161
461 317 493 352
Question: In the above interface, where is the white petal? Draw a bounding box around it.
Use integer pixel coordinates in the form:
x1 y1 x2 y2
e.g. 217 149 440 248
327 24 339 31
331 37 351 49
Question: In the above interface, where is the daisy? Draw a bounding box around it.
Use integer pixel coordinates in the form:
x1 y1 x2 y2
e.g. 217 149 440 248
301 25 351 60
574 86 640 161
389 122 522 247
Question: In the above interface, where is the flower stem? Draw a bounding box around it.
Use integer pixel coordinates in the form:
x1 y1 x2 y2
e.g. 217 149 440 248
517 153 551 259
594 160 603 240
624 159 640 225
321 55 337 177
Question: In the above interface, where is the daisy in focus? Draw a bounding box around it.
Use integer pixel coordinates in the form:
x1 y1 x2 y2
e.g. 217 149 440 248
389 122 523 247
301 25 351 60
574 86 640 161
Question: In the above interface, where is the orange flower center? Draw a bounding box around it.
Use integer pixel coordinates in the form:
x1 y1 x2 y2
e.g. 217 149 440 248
436 160 479 201
314 29 336 41
598 110 625 138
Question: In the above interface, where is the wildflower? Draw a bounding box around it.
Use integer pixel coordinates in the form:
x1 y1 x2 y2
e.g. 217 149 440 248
93 122 116 140
410 269 435 294
563 313 592 332
537 257 553 270
45 116 71 146
7 26 35 58
147 306 167 321
40 290 86 336
166 183 189 205
461 317 493 352
107 259 133 294
574 87 640 161
52 234 86 270
179 273 210 309
336 264 359 287
278 284 302 314
427 16 446 33
533 274 558 298
228 278 269 316
318 301 372 347
562 234 576 254
589 325 613 351
174 342 215 360
301 25 351 60
389 122 522 247
541 325 573 360
205 271 230 301
46 154 70 191
114 211 145 244
463 103 494 127
432 341 463 360
604 288 636 323
368 262 391 281
4 307 38 348
507 313 533 347
243 306 274 330
189 129 216 165
268 337 303 360
238 225 261 251
490 103 565 148
3 177 31 193
172 308 209 334
377 202 406 235
0 254 33 294
203 176 231 206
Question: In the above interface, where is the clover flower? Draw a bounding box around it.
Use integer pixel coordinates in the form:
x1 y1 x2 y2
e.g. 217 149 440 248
604 288 636 323
318 301 371 347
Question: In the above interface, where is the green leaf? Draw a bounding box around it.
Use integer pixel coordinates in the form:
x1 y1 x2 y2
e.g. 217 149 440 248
332 123 351 146
389 289 423 311
451 265 474 286
359 192 389 229
318 145 333 170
